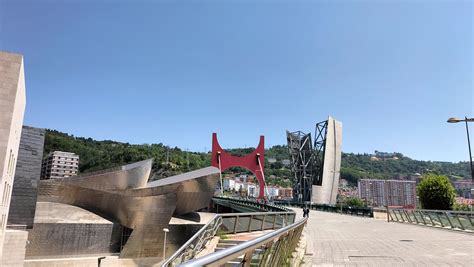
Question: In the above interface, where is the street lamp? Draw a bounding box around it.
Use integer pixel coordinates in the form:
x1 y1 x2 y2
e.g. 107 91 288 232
163 228 169 260
447 117 474 181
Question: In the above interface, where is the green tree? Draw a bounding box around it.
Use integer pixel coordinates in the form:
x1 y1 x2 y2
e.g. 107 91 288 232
344 196 366 208
417 174 456 210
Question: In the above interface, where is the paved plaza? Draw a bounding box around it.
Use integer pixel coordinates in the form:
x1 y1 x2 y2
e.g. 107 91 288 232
295 209 474 266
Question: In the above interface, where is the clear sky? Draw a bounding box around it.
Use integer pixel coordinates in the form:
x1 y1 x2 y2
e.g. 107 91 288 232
0 0 472 162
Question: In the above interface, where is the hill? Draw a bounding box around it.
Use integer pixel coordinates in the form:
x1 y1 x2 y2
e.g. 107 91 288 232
43 129 470 186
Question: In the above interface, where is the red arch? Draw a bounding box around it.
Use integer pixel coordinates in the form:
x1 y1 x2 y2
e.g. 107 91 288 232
211 133 266 199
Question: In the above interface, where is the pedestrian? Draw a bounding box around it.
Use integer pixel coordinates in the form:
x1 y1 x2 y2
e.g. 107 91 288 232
306 207 310 218
303 207 307 218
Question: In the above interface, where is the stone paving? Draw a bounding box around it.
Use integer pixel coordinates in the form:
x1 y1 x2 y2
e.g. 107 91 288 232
294 208 474 266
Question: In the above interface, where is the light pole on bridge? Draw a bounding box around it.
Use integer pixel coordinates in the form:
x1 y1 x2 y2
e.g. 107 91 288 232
447 117 474 181
447 117 473 212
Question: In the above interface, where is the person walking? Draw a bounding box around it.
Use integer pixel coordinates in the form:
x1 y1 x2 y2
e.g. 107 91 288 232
306 207 310 218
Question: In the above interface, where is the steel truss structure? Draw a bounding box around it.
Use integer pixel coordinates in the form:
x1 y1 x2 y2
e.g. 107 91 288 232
313 120 328 186
286 119 329 203
286 131 314 203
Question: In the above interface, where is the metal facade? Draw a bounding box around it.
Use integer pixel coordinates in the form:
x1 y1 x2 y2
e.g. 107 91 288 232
8 126 45 228
36 160 220 258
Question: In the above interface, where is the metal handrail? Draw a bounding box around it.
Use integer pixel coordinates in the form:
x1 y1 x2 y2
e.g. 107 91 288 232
387 207 473 232
389 208 473 215
162 209 296 267
161 214 220 267
179 217 308 266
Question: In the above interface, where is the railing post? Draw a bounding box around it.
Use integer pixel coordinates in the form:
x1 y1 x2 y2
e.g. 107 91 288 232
426 212 435 227
233 216 239 234
248 215 253 232
386 206 390 222
418 211 427 225
403 210 412 223
455 214 465 230
411 210 420 224
444 212 454 228
261 214 266 231
242 250 254 267
436 213 445 227
272 214 277 229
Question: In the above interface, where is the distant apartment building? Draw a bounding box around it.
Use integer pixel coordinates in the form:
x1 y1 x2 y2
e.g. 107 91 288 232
452 179 473 198
41 151 79 179
358 179 417 208
278 187 293 199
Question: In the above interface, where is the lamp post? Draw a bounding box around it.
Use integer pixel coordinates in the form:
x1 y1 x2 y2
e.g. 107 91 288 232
447 117 474 181
163 228 169 260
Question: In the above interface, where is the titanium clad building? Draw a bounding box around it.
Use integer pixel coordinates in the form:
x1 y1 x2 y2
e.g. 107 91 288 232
8 126 45 228
0 51 27 262
312 117 342 205
41 151 79 179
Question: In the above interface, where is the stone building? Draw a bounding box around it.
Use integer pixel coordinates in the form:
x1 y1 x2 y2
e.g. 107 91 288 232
0 51 27 263
41 151 79 179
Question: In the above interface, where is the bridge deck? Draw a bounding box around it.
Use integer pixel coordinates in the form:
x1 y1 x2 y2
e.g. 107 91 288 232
294 208 473 266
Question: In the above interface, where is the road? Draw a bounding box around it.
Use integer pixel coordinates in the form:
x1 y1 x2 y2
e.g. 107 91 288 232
293 208 474 266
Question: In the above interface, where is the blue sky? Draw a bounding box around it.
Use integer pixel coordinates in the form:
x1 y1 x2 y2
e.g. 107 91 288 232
0 0 472 162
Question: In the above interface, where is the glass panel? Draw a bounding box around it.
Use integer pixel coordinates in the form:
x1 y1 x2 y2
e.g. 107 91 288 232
439 213 452 227
250 215 264 231
431 213 445 227
288 214 296 223
274 215 285 228
235 216 251 233
389 210 398 221
220 217 236 234
397 210 407 222
446 213 462 229
263 214 275 230
406 210 417 223
458 215 473 231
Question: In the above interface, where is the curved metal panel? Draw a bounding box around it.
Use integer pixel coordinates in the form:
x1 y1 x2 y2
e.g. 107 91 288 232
54 159 152 191
36 160 220 258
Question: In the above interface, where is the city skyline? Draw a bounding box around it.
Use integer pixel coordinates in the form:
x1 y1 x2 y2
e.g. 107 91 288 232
1 0 472 162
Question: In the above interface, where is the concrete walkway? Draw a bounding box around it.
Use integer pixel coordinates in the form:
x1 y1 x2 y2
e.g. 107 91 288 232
294 208 474 266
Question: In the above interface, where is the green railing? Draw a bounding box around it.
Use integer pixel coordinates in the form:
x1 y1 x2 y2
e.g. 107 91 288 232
387 208 473 232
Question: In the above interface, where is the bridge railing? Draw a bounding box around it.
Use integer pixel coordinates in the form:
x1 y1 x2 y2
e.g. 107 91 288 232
387 207 473 232
179 217 307 267
162 210 296 266
276 201 373 217
213 196 293 212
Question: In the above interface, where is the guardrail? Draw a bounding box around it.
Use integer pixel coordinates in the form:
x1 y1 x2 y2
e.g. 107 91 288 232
387 208 473 232
276 201 373 217
179 217 307 266
212 196 293 212
162 209 296 266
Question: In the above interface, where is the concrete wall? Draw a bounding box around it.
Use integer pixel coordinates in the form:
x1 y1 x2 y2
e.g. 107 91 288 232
312 117 342 205
0 51 27 261
2 229 28 267
26 223 122 258
8 126 45 228
24 256 163 267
